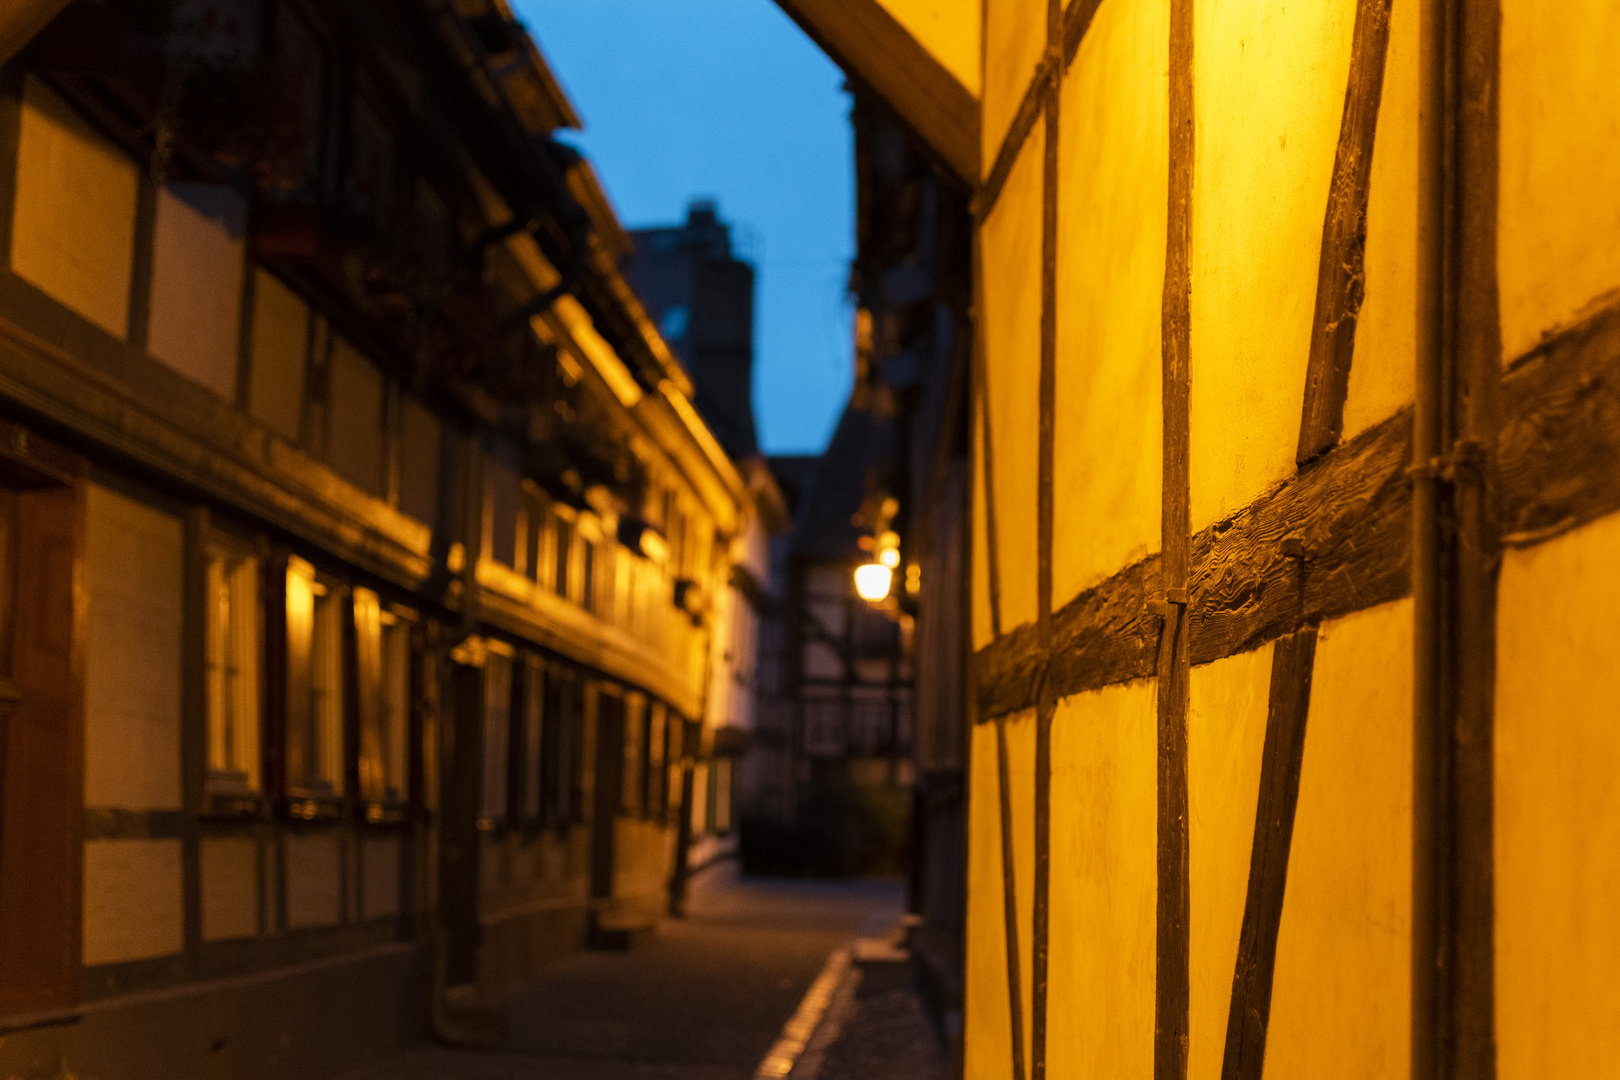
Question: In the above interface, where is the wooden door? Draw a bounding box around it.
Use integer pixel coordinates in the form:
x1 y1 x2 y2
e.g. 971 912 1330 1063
0 462 84 1016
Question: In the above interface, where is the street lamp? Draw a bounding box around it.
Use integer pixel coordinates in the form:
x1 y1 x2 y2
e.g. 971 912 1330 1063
854 562 893 601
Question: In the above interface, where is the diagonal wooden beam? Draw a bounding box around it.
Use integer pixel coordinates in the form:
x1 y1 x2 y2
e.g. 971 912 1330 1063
0 0 71 68
1219 627 1318 1080
775 0 979 188
995 713 1029 1080
1297 0 1396 464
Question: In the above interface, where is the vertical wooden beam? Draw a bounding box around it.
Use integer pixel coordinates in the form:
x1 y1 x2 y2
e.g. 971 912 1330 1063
1411 0 1448 1070
180 507 208 951
1157 0 1195 1074
973 254 1004 642
1416 0 1500 1073
1448 0 1500 1072
995 713 1027 1080
1220 628 1318 1080
1297 0 1396 465
1030 0 1061 1075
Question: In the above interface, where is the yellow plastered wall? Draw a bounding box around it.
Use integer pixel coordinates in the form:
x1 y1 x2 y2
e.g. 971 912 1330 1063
1046 679 1156 1080
982 0 1045 168
148 183 246 401
1190 0 1356 529
965 720 1012 1079
84 483 184 811
980 127 1044 634
1499 0 1620 363
877 0 982 96
1264 599 1412 1080
1188 646 1273 1080
10 75 137 339
83 839 183 965
1052 0 1167 606
1495 511 1620 1080
200 835 259 943
1340 0 1418 442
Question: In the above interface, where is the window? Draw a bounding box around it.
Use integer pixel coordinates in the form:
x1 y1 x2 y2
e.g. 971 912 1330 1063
647 702 666 816
269 3 327 193
354 587 409 810
479 646 513 825
519 657 544 821
205 539 261 794
285 557 344 800
347 95 394 226
380 614 410 803
553 512 573 599
581 540 596 614
620 694 645 816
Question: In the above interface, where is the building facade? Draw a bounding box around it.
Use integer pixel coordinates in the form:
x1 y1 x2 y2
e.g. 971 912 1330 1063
624 200 785 892
0 1 753 1076
783 2 1620 1079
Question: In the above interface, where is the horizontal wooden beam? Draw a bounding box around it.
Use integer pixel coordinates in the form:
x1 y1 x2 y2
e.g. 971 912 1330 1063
776 0 979 188
975 295 1620 720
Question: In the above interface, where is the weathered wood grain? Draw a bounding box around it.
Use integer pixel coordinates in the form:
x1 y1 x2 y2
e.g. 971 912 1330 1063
1031 10 1061 1070
974 404 1412 718
1157 0 1196 1073
1498 296 1620 547
995 714 1028 1080
1191 405 1413 665
1220 627 1317 1080
975 289 1620 722
1297 0 1394 464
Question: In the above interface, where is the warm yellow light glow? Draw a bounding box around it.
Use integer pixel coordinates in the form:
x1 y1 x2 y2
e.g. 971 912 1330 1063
854 562 893 601
879 547 901 569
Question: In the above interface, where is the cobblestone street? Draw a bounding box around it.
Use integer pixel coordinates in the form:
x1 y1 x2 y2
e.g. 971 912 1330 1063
339 864 948 1080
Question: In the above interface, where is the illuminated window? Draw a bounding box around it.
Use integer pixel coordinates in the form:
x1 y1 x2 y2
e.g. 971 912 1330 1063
354 587 410 810
380 614 409 803
308 585 344 793
205 539 260 793
285 556 344 798
480 647 514 825
553 513 572 599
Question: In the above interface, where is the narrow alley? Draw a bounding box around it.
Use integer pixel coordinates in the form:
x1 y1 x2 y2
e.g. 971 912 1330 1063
340 863 945 1080
0 0 1616 1077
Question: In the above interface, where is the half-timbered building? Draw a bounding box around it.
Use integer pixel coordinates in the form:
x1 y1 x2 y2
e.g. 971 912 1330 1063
782 1 1620 1078
0 1 757 1075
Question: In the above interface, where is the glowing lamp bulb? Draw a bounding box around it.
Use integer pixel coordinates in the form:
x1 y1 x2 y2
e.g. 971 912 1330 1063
878 547 900 568
854 562 893 601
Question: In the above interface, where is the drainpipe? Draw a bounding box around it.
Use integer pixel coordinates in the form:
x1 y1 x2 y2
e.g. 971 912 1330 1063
1412 0 1453 1075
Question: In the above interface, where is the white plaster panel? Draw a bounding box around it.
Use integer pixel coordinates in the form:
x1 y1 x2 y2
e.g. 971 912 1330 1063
11 76 138 338
148 183 246 401
201 834 259 942
84 483 183 811
82 839 183 966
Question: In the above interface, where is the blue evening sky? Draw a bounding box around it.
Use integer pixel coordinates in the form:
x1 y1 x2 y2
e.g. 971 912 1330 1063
513 0 855 455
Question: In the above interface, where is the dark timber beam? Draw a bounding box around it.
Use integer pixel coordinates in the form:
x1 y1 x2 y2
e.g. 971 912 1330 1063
775 0 979 188
974 292 1620 721
0 0 71 67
